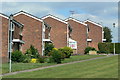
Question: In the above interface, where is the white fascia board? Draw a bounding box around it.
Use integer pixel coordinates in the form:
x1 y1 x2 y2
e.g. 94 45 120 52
65 18 87 26
43 39 52 42
69 38 77 42
102 39 106 42
87 39 92 41
14 12 43 22
84 20 102 28
12 39 25 44
0 14 9 19
42 15 67 24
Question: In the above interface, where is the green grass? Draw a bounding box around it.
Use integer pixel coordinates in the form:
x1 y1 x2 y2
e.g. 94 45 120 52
3 55 118 78
62 55 104 63
2 55 104 74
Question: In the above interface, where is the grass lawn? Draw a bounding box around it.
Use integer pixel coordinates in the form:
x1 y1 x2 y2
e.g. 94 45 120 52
3 55 118 78
2 55 104 74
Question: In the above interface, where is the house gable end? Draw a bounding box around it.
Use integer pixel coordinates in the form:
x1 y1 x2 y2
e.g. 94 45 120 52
13 11 43 22
42 14 67 24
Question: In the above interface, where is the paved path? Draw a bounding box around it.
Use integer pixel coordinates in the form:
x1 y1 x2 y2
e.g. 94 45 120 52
2 55 114 76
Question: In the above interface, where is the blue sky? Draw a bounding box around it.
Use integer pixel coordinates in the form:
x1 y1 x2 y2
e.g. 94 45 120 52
1 2 118 42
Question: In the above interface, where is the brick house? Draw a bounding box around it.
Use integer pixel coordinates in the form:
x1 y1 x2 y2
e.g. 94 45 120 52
65 17 87 54
84 19 105 50
42 14 69 49
0 13 24 63
13 11 45 55
1 11 106 63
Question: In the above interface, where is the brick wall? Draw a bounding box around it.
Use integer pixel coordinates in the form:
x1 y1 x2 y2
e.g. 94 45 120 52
67 20 87 54
14 14 43 55
43 17 68 48
1 16 9 63
85 21 102 50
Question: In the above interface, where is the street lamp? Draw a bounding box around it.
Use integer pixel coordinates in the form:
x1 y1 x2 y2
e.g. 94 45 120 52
113 23 115 55
9 14 13 73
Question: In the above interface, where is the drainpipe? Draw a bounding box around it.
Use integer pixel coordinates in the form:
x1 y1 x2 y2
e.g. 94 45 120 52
86 24 89 47
42 21 45 56
67 23 69 47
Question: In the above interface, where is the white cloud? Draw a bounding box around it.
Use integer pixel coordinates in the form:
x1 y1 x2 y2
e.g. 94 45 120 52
1 2 118 42
72 13 101 23
2 2 66 19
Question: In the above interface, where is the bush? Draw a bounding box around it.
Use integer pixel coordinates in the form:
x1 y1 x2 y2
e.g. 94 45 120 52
60 47 73 58
58 48 66 59
84 47 96 54
50 48 62 64
25 45 40 58
38 57 45 63
98 43 113 54
44 43 54 56
11 50 25 62
98 43 120 54
46 57 54 63
115 43 120 54
22 55 31 63
30 58 38 63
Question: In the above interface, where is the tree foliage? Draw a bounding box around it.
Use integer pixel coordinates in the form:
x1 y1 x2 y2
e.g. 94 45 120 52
103 27 112 42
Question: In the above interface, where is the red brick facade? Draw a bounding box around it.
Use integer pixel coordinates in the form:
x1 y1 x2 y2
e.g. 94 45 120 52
14 12 43 54
0 16 9 63
66 18 87 54
0 14 24 63
1 11 104 63
85 20 102 50
42 15 68 48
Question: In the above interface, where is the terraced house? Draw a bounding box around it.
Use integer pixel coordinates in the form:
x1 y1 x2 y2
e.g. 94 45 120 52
65 17 87 54
1 11 106 63
0 13 24 63
84 20 106 50
42 14 69 48
13 11 44 56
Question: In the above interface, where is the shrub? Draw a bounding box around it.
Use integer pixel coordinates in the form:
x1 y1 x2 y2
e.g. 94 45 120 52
25 45 40 58
22 55 31 63
115 43 120 54
30 58 38 63
98 43 113 54
11 50 25 62
98 43 120 54
58 48 66 59
97 51 107 54
44 43 54 56
38 57 45 63
46 57 54 63
84 47 96 54
61 47 73 58
50 48 62 64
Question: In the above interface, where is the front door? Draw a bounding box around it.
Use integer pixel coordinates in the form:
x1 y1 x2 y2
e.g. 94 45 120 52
13 43 19 51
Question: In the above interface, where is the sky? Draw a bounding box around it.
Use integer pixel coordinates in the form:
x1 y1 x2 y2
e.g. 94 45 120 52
0 2 119 42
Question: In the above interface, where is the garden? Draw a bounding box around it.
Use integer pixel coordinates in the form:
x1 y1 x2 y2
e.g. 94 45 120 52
2 42 120 74
2 43 107 74
2 43 118 78
3 55 118 78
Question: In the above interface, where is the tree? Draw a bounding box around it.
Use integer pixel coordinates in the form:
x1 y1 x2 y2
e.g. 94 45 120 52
103 27 113 42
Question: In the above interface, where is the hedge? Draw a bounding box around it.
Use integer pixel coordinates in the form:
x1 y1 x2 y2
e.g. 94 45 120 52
98 43 120 54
